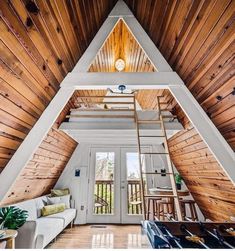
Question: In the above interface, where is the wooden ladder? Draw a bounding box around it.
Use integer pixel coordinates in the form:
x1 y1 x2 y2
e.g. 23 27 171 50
134 95 183 221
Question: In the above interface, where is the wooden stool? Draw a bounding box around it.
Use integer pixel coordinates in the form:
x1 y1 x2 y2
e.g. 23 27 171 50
180 199 198 221
146 198 161 220
157 199 175 220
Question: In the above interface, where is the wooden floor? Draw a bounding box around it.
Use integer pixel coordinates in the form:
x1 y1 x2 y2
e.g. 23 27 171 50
47 224 151 249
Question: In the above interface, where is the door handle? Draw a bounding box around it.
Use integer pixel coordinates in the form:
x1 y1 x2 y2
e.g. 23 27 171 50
121 186 125 189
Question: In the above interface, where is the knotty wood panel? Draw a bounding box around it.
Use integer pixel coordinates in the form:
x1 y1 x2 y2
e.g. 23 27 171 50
0 126 77 205
169 127 235 221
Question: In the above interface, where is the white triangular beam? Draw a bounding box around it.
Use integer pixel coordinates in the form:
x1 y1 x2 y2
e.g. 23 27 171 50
0 0 234 205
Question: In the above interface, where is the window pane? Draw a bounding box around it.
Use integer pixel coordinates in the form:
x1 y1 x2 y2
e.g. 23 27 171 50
126 152 143 215
93 152 115 215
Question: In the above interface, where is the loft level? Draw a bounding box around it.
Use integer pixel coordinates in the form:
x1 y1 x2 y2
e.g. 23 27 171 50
60 109 183 144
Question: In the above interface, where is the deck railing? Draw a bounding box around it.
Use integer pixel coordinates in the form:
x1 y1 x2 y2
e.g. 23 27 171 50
94 180 142 215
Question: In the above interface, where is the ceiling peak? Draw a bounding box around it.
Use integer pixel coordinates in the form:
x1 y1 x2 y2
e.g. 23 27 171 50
109 0 133 17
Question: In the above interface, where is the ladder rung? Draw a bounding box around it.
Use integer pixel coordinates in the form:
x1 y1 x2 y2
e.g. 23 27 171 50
139 135 164 138
142 172 173 175
66 115 135 118
137 120 161 123
76 95 135 99
75 101 135 105
160 109 171 112
140 152 169 155
143 195 177 198
162 115 177 119
70 108 135 112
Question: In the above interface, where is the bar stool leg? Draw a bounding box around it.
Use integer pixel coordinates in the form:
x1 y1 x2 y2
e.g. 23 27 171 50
147 198 150 220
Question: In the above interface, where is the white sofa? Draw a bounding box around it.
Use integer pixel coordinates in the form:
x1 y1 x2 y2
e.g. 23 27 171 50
11 195 76 249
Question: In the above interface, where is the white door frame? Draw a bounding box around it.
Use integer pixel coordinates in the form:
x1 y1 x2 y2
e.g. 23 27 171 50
87 146 152 224
87 147 121 224
120 147 151 224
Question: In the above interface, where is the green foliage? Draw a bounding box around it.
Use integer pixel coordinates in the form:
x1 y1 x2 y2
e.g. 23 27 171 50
175 173 183 184
0 206 28 230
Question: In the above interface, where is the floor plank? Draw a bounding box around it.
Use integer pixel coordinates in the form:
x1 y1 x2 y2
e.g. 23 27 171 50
47 224 151 249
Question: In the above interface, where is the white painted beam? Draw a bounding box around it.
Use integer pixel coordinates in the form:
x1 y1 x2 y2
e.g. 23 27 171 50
123 16 172 72
170 85 235 185
60 72 183 89
73 16 119 72
0 87 75 202
109 0 133 17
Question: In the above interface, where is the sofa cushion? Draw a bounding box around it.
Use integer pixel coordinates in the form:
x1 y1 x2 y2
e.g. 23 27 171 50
45 208 76 227
35 217 64 248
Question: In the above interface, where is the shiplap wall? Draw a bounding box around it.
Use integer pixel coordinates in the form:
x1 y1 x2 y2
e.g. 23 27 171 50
169 126 235 221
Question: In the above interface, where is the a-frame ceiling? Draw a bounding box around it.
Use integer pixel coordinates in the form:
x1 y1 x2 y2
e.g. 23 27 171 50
0 0 234 220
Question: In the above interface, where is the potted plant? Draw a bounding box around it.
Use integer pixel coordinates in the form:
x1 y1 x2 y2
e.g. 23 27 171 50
0 206 28 230
175 173 183 190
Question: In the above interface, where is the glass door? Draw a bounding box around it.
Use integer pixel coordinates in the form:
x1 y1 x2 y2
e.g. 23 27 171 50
87 147 151 224
120 147 150 224
87 148 121 223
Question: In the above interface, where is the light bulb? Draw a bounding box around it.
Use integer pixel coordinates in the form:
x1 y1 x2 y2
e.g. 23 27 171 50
115 58 125 72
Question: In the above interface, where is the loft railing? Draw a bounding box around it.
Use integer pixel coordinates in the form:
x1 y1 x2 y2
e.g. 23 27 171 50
94 180 142 215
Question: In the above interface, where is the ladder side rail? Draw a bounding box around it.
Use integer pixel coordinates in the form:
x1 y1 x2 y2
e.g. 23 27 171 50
134 94 147 220
158 95 182 221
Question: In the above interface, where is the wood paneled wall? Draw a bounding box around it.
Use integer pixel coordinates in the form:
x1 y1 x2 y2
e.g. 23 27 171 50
1 126 77 205
169 127 235 221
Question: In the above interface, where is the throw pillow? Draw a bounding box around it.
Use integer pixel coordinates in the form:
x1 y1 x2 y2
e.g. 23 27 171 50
47 196 61 205
60 194 71 209
51 188 70 197
35 198 47 218
47 195 71 208
41 203 66 216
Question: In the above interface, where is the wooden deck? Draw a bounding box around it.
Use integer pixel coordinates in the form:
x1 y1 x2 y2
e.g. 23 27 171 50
47 225 151 249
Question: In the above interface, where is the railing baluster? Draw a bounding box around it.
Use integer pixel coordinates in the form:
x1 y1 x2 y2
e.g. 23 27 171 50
94 180 142 215
110 181 112 214
105 182 107 213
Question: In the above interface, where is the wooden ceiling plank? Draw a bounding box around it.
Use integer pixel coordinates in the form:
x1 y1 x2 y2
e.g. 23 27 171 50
36 0 75 69
192 46 235 101
0 1 59 92
183 1 235 84
0 59 47 111
162 0 193 61
0 22 56 98
169 0 206 66
49 0 80 62
10 0 66 82
0 80 41 118
179 0 232 78
201 75 235 109
173 0 219 73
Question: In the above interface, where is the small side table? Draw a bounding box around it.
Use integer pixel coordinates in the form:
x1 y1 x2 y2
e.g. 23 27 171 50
0 230 18 249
